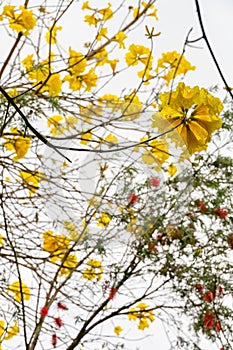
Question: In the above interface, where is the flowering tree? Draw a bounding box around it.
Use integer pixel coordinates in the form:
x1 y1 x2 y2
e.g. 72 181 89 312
0 1 232 350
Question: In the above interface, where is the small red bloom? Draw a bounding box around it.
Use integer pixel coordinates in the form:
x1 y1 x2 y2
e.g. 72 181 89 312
57 302 68 310
150 177 160 187
108 287 117 300
54 317 63 328
40 307 49 317
215 208 228 219
194 283 204 294
215 321 222 333
197 200 207 212
203 290 215 303
128 193 137 204
203 312 215 330
52 334 58 347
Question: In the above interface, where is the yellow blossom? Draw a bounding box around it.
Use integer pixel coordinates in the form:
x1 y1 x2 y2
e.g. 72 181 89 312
128 302 155 330
96 27 108 41
1 5 36 36
42 230 70 255
94 48 109 66
67 48 87 75
85 14 99 26
105 133 118 145
20 170 41 195
83 259 103 281
108 59 119 73
114 31 127 49
158 82 223 155
133 2 158 20
0 235 3 247
156 51 196 86
7 281 31 302
97 212 111 227
47 115 64 135
4 321 19 340
168 163 177 177
46 74 62 96
114 326 123 336
4 133 30 162
80 131 92 145
82 1 92 10
99 4 113 21
45 25 62 44
125 44 151 66
138 318 149 330
59 253 78 275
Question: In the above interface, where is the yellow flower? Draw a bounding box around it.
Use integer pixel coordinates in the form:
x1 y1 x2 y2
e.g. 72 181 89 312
7 281 31 302
85 14 99 26
96 27 108 41
114 31 127 49
45 25 62 44
1 5 36 36
97 212 111 227
82 1 92 10
128 307 137 321
67 48 87 75
59 253 78 275
158 82 223 155
0 235 4 247
46 74 62 96
125 44 151 66
42 230 70 255
114 326 123 336
108 59 119 74
105 133 118 145
4 134 30 162
94 48 109 66
138 318 149 330
80 131 92 145
4 321 19 340
99 4 113 21
47 115 64 135
83 68 98 91
83 259 103 281
20 170 41 195
168 163 177 177
133 2 158 20
141 138 169 166
156 51 196 86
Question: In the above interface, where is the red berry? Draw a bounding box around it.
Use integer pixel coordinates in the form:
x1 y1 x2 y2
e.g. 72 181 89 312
40 307 49 317
215 208 228 219
215 321 222 333
197 200 207 212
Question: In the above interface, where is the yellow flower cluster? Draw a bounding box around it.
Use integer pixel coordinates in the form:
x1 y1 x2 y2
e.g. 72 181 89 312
4 127 30 162
157 82 223 155
125 44 153 82
64 48 97 91
0 319 19 349
141 137 170 167
42 230 77 275
82 1 113 26
133 1 158 20
83 259 103 281
128 302 155 330
97 212 111 227
47 115 78 136
155 51 196 86
22 54 62 96
0 5 36 36
7 281 31 302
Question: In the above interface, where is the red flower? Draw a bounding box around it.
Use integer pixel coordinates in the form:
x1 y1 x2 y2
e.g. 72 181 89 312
194 283 204 294
40 307 49 317
197 200 207 212
227 235 233 249
128 193 137 204
54 317 63 328
203 312 215 330
215 208 228 219
108 287 117 300
203 290 215 303
215 321 222 333
52 334 58 347
57 302 68 310
150 177 160 187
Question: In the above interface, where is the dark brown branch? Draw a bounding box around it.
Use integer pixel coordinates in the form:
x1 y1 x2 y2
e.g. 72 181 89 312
194 0 233 100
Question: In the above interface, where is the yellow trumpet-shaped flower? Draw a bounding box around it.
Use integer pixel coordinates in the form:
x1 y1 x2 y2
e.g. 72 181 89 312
157 82 223 155
7 281 31 302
